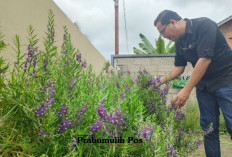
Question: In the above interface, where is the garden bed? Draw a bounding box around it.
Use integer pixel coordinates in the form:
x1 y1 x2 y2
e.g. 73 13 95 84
0 10 210 157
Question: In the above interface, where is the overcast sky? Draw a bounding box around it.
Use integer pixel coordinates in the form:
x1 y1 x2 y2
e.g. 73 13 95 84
53 0 232 61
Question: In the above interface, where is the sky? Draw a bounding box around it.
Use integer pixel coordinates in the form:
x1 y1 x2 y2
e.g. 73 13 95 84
53 0 232 61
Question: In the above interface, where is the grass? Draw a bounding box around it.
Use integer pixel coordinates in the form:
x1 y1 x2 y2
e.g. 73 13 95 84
183 101 227 135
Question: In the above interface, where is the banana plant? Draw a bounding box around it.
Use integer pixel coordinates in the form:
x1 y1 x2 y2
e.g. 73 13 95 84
133 33 175 54
166 40 175 53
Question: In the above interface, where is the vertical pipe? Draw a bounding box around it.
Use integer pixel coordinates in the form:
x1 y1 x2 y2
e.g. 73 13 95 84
114 0 119 55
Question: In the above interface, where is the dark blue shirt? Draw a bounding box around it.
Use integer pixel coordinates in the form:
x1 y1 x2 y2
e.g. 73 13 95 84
175 17 232 91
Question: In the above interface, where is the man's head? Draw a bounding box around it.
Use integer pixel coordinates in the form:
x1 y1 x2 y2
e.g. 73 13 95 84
154 10 185 42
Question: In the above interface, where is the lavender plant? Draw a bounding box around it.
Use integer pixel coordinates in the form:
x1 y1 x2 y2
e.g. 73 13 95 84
0 31 8 91
0 10 204 157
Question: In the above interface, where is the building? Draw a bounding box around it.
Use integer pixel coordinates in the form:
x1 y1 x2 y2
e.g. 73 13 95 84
0 0 110 74
218 15 232 49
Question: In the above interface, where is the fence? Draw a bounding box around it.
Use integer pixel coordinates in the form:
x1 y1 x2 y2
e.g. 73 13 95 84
111 54 197 105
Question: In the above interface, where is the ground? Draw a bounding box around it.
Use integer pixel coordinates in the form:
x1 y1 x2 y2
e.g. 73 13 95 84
189 135 232 157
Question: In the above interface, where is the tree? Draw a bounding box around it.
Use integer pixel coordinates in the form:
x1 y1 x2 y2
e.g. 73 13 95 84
133 33 175 54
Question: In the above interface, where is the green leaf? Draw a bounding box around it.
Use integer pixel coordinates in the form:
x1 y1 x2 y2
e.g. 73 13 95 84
155 35 165 54
166 40 175 53
138 33 155 54
133 47 145 54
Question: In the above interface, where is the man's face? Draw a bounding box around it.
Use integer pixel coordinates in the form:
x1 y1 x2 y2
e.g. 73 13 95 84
156 21 179 42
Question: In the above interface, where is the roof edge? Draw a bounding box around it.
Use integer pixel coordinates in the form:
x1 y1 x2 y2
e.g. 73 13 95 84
218 15 232 27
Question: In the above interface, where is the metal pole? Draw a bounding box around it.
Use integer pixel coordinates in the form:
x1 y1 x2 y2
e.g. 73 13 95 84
114 0 119 55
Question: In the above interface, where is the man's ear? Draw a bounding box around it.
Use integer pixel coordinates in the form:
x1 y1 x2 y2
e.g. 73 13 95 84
169 19 177 28
169 19 177 24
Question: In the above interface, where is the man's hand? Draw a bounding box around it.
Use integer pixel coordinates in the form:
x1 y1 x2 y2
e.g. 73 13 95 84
171 88 191 110
171 57 211 110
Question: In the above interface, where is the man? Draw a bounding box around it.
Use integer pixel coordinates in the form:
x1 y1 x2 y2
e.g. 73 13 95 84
154 10 232 157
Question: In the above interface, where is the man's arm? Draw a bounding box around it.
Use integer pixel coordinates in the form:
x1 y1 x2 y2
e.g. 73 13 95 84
171 57 211 109
159 66 185 85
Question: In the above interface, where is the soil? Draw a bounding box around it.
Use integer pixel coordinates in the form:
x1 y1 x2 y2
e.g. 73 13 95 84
189 135 232 157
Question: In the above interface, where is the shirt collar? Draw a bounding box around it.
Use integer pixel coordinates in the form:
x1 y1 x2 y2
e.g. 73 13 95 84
183 18 193 37
175 18 193 44
176 18 193 46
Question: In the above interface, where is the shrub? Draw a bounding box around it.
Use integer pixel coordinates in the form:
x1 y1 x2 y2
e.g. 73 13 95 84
0 10 203 157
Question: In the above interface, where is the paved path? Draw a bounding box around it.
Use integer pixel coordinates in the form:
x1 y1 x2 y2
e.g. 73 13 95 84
189 135 232 157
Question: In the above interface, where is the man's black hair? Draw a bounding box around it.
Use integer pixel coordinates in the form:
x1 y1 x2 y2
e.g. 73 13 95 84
154 10 182 26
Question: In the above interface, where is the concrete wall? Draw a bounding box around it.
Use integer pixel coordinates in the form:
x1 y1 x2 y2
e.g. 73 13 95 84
112 54 194 78
111 54 197 104
0 0 110 74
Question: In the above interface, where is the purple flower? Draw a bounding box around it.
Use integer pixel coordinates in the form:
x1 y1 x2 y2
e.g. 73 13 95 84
76 106 88 123
35 79 56 117
143 127 148 139
28 49 34 57
146 101 156 114
166 145 175 156
80 106 88 114
138 130 142 137
121 93 126 100
151 77 161 85
76 53 81 61
144 80 151 88
43 58 47 71
52 28 55 40
139 125 154 141
208 128 214 134
35 105 44 117
27 45 37 57
197 139 203 147
69 78 77 96
94 103 127 136
33 55 37 68
58 105 68 117
81 61 87 68
116 82 120 89
40 128 48 137
24 57 30 72
203 128 214 136
70 82 75 89
90 119 104 134
178 126 184 137
97 103 108 120
166 145 170 150
175 110 185 121
59 122 70 133
160 87 169 96
72 138 77 147
143 69 148 74
98 104 127 135
105 125 110 130
34 46 38 52
57 118 71 135
185 141 190 147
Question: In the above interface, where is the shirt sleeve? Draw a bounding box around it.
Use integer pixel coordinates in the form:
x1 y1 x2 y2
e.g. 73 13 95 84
174 42 187 66
197 20 217 58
